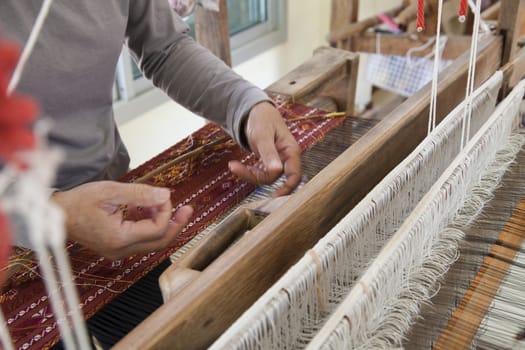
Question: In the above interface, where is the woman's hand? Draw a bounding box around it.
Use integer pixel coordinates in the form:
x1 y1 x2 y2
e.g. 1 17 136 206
52 181 193 260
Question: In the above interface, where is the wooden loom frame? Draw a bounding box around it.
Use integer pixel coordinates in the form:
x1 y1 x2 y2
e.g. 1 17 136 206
114 2 525 348
328 0 524 64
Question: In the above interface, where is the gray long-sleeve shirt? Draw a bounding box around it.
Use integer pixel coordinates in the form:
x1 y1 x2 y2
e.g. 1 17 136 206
0 0 269 190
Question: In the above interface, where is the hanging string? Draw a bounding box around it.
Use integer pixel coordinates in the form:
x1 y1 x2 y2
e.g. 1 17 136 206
1 0 90 348
50 217 91 350
427 0 445 135
417 0 425 32
459 0 468 22
7 0 54 95
460 0 482 149
0 28 37 350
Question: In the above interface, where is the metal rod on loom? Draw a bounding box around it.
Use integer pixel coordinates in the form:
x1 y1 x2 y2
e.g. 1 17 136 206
133 136 229 184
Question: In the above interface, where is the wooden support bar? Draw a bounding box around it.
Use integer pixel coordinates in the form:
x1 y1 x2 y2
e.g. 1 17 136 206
266 47 359 114
395 2 418 29
330 0 359 33
195 0 231 66
482 1 501 20
501 46 525 96
114 37 501 350
422 0 439 36
327 5 405 46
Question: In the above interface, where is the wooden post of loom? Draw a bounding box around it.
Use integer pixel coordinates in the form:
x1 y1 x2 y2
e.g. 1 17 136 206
395 0 418 31
195 0 232 66
156 46 360 304
422 0 439 36
330 0 359 50
114 36 502 350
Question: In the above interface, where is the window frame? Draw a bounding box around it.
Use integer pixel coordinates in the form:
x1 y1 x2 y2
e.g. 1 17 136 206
230 0 286 65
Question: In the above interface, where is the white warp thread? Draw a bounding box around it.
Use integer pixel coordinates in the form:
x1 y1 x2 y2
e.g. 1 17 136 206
210 72 503 350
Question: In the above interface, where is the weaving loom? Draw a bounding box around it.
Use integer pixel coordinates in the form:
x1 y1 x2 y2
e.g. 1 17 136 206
112 1 525 349
209 68 508 349
113 13 519 350
206 4 525 350
209 73 525 350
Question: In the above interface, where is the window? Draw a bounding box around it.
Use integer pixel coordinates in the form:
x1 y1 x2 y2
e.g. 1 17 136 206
114 0 286 124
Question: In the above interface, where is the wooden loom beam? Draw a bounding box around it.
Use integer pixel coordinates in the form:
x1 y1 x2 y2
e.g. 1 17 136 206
482 1 501 21
114 36 502 350
327 0 443 50
195 0 231 66
327 4 405 49
330 0 359 34
501 45 525 96
265 46 359 115
327 0 523 59
498 0 525 66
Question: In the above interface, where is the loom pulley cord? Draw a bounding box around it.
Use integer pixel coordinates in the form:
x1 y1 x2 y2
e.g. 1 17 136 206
417 0 425 31
459 0 468 21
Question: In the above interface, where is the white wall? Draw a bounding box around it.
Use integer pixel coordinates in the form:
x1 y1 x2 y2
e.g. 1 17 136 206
118 0 399 168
